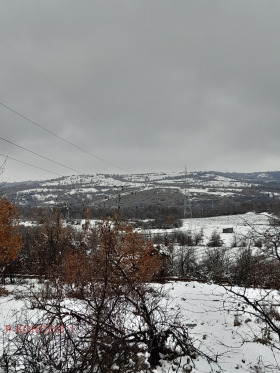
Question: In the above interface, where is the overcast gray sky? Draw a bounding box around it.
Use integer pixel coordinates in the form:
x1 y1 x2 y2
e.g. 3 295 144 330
1 0 280 182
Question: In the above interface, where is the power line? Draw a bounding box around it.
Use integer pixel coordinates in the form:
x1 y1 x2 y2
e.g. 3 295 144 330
0 40 177 206
0 136 83 174
0 36 120 143
0 37 130 174
0 153 64 177
0 100 130 173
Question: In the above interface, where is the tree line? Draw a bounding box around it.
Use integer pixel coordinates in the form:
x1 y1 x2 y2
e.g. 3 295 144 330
1 197 280 371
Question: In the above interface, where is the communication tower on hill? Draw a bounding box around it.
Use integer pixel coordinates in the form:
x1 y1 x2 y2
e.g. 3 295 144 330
184 166 192 218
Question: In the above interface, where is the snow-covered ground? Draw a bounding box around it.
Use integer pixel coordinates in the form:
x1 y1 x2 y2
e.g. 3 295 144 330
181 212 271 246
141 212 271 247
3 212 279 372
12 170 273 208
157 281 280 373
0 280 279 372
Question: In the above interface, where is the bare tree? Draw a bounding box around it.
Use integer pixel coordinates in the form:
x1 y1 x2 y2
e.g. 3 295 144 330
2 216 205 372
223 216 280 351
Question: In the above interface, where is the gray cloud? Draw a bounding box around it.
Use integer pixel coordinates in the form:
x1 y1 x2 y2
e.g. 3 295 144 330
1 0 280 181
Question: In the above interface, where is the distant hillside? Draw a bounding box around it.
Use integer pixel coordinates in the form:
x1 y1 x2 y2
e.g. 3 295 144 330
3 171 280 219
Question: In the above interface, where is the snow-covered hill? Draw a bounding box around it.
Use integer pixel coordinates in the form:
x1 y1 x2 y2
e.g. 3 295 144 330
3 171 280 217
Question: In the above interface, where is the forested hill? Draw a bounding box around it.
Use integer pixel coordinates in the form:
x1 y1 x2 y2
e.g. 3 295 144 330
3 170 280 219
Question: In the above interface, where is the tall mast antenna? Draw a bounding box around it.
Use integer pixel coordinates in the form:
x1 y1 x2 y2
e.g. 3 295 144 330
184 166 192 219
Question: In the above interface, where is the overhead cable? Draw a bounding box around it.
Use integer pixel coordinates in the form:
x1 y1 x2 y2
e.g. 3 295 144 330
0 136 82 174
0 153 64 177
0 101 130 173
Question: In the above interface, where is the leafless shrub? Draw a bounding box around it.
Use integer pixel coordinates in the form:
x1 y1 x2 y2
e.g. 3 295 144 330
1 216 208 372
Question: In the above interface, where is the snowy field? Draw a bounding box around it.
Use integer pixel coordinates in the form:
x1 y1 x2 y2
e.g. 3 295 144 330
142 212 271 245
0 279 280 372
66 211 271 244
156 281 280 373
2 212 279 372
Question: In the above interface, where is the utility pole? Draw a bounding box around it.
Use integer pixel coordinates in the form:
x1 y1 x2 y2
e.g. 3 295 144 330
183 166 192 219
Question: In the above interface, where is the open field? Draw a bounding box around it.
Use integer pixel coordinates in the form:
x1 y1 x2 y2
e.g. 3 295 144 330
0 279 280 372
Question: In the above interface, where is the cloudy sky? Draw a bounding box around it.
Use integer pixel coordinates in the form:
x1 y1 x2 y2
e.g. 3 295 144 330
1 1 280 182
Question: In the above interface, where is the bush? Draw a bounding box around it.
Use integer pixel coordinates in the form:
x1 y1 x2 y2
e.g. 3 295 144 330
2 216 200 372
202 247 230 282
206 230 224 247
